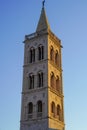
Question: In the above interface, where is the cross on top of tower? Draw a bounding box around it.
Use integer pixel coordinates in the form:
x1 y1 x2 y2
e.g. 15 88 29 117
42 0 45 8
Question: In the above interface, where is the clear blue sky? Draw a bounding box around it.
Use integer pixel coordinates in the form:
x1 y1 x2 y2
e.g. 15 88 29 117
0 0 87 130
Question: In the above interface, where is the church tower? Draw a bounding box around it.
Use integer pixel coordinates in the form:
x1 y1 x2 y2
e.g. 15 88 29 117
20 2 65 130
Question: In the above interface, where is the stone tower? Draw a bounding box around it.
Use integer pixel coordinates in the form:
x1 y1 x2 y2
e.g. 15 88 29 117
20 3 65 130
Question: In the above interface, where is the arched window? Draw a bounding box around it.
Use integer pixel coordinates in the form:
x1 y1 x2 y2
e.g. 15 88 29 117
51 102 55 117
50 72 54 88
37 100 42 112
28 102 33 114
38 72 43 87
30 47 35 63
37 100 43 117
57 105 60 116
27 102 33 119
57 105 61 120
55 50 59 66
28 73 34 89
38 45 44 60
50 46 54 61
56 76 60 92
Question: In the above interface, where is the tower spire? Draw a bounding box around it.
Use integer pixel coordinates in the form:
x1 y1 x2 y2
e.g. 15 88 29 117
36 0 50 32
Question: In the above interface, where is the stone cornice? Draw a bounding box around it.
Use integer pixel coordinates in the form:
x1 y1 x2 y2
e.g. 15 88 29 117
49 116 65 127
48 86 64 98
22 86 47 95
23 29 48 43
23 59 48 67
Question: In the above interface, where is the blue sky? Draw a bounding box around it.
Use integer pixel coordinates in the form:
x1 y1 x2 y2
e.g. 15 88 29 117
0 0 87 130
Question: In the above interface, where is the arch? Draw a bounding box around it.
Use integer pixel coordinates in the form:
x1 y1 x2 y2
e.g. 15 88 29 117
50 46 54 61
30 47 35 63
28 73 34 89
28 102 33 114
55 50 59 66
38 71 43 87
38 44 44 60
37 100 42 112
57 105 60 115
56 76 60 91
57 104 61 120
50 72 54 88
51 101 55 114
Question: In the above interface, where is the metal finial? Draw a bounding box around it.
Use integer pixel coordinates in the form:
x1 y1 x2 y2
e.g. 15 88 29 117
42 0 45 8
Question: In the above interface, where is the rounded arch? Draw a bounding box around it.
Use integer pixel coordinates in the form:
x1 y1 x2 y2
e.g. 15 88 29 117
38 44 44 60
30 46 35 50
30 47 35 63
37 100 42 112
38 70 43 74
38 44 43 48
56 75 60 91
51 101 55 114
29 72 34 76
55 50 59 66
37 71 44 88
28 102 33 114
50 46 54 61
57 104 62 121
57 104 60 115
50 72 54 88
28 73 34 89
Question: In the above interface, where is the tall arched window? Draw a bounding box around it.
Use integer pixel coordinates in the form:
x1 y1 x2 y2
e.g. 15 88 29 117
27 102 33 119
50 46 54 61
56 76 60 92
37 100 42 117
50 72 54 88
51 102 55 117
57 104 61 120
55 50 59 66
37 100 42 112
38 45 44 60
30 47 35 63
28 102 33 114
28 73 34 89
38 72 43 87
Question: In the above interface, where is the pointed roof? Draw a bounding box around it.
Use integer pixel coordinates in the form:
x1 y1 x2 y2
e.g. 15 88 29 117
36 7 50 32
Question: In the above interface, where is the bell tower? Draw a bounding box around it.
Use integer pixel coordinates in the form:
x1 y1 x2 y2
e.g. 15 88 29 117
20 2 65 130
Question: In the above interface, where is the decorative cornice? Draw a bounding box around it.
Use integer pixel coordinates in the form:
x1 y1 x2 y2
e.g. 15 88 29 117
22 86 47 95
